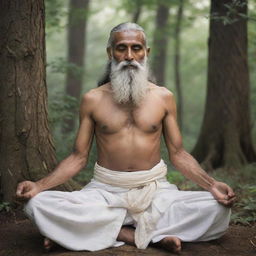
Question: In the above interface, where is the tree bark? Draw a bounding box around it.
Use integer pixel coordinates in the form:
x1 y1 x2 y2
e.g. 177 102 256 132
151 1 170 86
0 0 80 203
174 0 184 131
191 0 256 171
63 0 90 133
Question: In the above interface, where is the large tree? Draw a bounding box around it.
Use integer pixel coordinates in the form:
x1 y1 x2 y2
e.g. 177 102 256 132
151 1 170 86
63 0 90 133
192 0 256 170
132 0 143 23
0 0 80 203
174 0 184 131
122 0 143 23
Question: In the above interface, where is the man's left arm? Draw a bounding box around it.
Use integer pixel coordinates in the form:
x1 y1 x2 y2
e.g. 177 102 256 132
162 90 236 207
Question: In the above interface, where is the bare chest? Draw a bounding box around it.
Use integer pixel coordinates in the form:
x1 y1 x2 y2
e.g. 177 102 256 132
93 101 166 134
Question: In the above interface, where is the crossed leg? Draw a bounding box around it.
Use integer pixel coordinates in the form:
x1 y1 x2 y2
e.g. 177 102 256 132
117 226 181 253
43 226 181 253
43 227 136 251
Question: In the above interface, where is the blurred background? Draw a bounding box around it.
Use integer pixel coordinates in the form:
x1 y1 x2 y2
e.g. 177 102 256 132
45 0 256 224
47 0 212 157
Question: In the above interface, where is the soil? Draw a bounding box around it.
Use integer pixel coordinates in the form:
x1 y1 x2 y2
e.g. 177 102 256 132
0 210 255 256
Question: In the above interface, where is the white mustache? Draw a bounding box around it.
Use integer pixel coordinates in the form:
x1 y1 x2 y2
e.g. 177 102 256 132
116 60 142 70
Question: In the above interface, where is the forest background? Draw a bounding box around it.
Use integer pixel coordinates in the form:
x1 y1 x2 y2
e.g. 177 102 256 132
0 0 256 226
46 0 256 225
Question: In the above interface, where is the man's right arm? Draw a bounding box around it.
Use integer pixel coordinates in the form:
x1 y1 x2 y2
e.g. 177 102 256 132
16 92 96 199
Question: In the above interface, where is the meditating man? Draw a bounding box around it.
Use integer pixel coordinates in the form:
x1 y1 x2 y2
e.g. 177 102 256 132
16 22 235 253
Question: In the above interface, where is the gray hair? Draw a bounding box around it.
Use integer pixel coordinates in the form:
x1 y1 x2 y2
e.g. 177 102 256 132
107 22 147 48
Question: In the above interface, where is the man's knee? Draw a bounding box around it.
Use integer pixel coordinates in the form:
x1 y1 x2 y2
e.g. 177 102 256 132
212 201 231 227
23 191 46 217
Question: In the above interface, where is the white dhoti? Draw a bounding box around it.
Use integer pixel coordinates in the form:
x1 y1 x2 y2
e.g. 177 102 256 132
24 160 231 251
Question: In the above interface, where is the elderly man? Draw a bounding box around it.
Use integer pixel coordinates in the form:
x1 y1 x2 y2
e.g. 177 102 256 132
16 22 235 253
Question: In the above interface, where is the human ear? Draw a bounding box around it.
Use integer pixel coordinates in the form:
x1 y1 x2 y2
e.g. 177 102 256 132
146 47 150 56
107 47 112 60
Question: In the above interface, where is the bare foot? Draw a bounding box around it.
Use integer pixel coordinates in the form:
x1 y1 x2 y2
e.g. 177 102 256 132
159 236 181 254
117 226 135 246
43 237 55 252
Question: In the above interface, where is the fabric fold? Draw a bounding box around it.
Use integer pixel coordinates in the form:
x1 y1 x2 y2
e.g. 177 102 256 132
93 159 167 249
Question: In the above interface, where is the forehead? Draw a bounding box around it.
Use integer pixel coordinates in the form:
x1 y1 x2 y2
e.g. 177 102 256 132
112 30 146 46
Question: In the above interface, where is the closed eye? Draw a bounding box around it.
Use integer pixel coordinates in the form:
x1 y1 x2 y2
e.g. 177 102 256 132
132 45 143 51
116 44 126 51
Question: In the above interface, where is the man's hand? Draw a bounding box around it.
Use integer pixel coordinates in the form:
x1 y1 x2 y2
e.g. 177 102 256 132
209 181 236 207
16 181 42 200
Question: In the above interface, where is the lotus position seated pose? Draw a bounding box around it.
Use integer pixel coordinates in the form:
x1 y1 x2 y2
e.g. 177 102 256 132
16 23 235 253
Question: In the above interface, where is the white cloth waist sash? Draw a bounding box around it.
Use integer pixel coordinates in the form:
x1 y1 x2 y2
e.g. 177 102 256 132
93 159 168 249
94 159 167 212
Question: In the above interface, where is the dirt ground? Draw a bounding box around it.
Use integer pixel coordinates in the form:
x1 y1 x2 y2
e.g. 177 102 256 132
0 210 255 256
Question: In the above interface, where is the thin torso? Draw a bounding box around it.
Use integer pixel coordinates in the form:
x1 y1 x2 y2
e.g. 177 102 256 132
89 83 168 171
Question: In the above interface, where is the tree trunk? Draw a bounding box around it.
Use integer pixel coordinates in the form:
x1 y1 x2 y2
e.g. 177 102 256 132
132 0 142 23
151 1 170 86
174 0 184 131
63 0 90 133
0 0 81 203
191 0 256 171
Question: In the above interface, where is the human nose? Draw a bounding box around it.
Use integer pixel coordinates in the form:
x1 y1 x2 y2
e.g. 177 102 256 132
125 48 134 61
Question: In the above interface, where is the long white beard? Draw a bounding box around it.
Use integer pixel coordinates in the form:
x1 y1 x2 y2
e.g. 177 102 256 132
110 57 149 106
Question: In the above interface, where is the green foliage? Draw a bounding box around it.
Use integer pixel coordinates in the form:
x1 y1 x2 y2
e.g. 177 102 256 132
69 6 91 25
48 92 79 161
45 0 67 32
0 202 11 212
167 169 202 191
248 0 256 22
248 5 256 145
210 164 256 225
167 171 185 186
209 0 248 25
48 92 79 129
47 57 84 78
231 185 256 225
120 0 156 14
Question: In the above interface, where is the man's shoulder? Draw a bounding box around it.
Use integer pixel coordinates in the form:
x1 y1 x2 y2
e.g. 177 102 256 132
149 82 174 102
82 83 111 104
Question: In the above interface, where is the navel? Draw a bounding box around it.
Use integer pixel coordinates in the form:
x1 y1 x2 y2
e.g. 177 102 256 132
101 125 108 130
